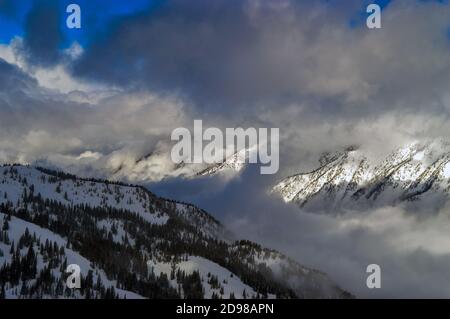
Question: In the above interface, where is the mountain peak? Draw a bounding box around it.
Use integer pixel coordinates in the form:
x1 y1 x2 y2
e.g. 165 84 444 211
273 141 450 210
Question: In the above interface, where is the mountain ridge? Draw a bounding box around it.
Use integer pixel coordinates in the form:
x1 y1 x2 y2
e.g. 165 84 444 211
273 141 450 210
0 164 351 299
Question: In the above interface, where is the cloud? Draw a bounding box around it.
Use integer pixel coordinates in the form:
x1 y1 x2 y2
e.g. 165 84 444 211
0 49 190 179
19 0 63 67
65 0 450 176
3 0 450 176
69 0 450 119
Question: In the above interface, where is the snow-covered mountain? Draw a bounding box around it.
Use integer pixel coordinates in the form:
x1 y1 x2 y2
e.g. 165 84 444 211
0 165 350 299
273 140 450 210
98 147 250 183
196 147 254 177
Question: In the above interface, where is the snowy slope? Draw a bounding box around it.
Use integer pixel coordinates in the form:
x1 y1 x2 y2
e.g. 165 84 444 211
196 147 258 177
0 166 224 239
0 166 169 225
228 241 350 299
148 256 260 299
0 212 143 299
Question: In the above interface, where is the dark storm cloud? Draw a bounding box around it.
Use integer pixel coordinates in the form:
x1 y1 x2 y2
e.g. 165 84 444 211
73 0 259 108
19 0 63 67
0 58 37 93
70 0 450 120
0 58 91 148
71 0 356 112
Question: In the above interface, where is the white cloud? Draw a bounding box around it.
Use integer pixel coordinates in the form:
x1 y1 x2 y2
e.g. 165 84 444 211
0 38 105 94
